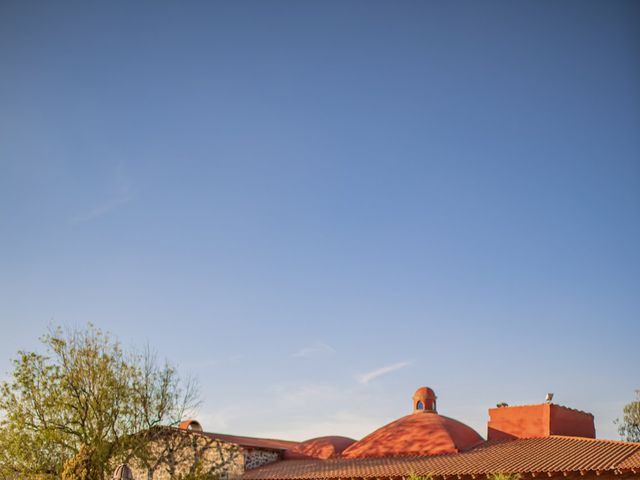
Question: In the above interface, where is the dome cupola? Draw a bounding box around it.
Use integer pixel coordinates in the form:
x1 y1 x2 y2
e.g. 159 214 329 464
413 386 437 413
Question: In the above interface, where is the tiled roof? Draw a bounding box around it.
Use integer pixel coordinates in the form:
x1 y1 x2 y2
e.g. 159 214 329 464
242 436 640 479
203 432 300 451
618 449 640 469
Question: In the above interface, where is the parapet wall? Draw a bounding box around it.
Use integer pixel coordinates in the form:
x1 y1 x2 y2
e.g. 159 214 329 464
488 403 595 441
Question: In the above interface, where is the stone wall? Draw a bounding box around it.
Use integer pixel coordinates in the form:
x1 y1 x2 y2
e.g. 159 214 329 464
244 449 281 471
127 428 244 480
125 428 283 480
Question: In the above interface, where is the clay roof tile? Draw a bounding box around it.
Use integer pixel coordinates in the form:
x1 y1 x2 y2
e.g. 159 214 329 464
241 436 640 479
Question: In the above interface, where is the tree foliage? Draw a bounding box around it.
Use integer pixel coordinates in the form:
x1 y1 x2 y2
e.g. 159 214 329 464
61 445 102 480
405 474 433 480
0 325 199 479
487 474 521 480
617 390 640 442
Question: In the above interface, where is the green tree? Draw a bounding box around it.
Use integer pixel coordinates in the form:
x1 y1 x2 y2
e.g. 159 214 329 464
617 390 640 442
61 445 101 480
487 474 521 480
0 325 199 479
405 474 433 480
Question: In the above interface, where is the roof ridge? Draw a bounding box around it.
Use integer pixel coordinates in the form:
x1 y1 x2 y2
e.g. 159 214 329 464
546 434 640 446
204 431 300 444
473 435 640 447
500 403 594 416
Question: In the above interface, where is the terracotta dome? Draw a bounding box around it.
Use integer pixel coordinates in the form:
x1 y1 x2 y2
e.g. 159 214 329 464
341 388 484 458
285 436 356 459
178 419 203 432
413 387 436 398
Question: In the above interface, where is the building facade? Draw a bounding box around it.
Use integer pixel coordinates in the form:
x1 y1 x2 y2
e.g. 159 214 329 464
137 387 640 480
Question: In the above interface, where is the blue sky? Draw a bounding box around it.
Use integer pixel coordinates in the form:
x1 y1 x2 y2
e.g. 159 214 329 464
1 1 639 440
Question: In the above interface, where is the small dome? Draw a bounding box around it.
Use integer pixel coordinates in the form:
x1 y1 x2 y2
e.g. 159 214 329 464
178 419 203 432
286 436 356 459
413 386 437 413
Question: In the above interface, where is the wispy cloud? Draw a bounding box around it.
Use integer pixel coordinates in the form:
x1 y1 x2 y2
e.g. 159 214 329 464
196 380 397 440
195 405 248 432
357 361 412 384
254 410 385 441
71 164 134 224
291 341 335 358
71 194 132 224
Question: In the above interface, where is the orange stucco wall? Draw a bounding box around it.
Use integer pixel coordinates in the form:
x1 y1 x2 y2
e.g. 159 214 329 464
549 403 596 437
487 403 595 441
